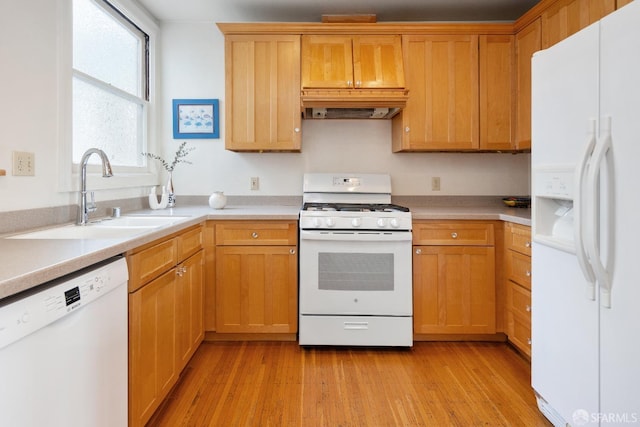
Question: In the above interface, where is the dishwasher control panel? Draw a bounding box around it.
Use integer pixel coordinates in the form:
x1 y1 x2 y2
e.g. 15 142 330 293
0 257 128 350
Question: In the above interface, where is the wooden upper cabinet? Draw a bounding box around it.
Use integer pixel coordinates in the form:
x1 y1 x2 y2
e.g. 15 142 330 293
515 18 541 151
542 0 616 48
392 35 479 151
479 35 515 151
301 35 405 89
224 35 301 152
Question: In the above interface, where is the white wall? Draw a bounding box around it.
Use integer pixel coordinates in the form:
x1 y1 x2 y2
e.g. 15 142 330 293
0 5 529 214
160 22 530 197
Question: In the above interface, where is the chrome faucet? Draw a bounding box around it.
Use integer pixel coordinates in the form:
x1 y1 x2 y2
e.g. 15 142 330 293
77 148 113 225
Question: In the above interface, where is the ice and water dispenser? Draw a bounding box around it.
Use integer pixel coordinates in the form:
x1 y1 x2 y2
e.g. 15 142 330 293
533 167 577 253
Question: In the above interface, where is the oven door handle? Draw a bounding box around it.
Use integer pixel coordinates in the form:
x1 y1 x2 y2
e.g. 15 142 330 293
300 229 413 242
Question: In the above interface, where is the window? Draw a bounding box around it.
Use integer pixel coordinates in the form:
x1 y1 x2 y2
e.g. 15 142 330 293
72 0 149 167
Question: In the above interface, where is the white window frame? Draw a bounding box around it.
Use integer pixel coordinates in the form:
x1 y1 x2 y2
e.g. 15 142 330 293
57 0 159 192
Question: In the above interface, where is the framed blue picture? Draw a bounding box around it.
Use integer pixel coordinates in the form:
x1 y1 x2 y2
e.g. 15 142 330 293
172 99 220 139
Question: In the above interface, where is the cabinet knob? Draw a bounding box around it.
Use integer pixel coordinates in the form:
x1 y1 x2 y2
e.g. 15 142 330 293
404 126 410 133
526 304 531 312
451 232 458 239
525 241 532 248
294 127 300 133
289 248 296 255
347 80 352 87
176 266 187 277
355 80 361 88
526 270 531 277
415 248 422 255
527 338 532 346
252 232 259 239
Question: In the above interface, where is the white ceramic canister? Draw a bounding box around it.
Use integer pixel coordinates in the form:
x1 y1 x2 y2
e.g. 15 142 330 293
208 191 227 209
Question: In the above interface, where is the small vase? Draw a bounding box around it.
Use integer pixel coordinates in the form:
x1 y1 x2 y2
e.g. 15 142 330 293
166 172 175 208
209 191 227 209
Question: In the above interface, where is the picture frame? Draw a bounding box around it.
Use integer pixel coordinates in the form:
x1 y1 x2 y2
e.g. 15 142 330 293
172 99 220 139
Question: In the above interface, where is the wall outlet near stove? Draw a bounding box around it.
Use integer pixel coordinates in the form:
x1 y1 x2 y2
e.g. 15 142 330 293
431 176 441 191
13 151 35 176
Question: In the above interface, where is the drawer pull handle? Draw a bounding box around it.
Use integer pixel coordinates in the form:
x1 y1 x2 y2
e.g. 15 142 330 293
451 232 458 239
289 248 296 255
526 305 531 312
252 232 259 239
415 248 422 255
525 241 531 248
526 270 531 277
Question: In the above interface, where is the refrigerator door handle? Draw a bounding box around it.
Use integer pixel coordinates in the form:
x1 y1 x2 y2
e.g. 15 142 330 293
574 118 597 299
586 116 613 308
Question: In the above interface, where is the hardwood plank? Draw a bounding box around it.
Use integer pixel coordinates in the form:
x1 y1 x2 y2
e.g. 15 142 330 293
149 342 551 426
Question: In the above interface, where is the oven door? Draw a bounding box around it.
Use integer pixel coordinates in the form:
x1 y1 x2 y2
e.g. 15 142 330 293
299 229 412 316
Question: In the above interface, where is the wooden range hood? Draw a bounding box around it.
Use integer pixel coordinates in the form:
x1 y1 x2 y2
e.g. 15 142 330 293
301 88 409 119
300 25 408 119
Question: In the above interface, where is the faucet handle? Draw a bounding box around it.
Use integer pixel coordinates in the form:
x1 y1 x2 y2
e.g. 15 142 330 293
87 191 97 213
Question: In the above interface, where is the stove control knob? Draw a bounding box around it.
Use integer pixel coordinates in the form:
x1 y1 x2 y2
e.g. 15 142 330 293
377 218 387 227
312 217 321 228
326 217 336 227
351 218 362 227
389 218 400 228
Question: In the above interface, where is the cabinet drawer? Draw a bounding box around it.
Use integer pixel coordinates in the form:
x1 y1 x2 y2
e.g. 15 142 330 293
505 223 531 256
508 312 532 357
216 221 297 246
507 250 531 290
177 225 203 262
507 280 531 321
128 239 178 292
413 222 494 246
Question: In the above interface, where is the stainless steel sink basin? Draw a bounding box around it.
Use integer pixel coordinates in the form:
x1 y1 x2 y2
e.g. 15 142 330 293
7 215 191 240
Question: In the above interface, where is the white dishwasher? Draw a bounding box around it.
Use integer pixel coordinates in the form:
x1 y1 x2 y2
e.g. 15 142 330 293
0 256 128 427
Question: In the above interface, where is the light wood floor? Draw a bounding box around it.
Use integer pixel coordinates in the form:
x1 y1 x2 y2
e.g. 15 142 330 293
149 341 552 426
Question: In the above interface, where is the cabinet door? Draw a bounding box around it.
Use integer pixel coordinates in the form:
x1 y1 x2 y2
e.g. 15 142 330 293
479 35 515 151
301 35 353 88
128 269 177 427
353 35 405 88
216 246 298 333
225 35 301 151
175 250 204 372
413 246 495 334
542 0 616 48
393 35 479 151
515 18 541 150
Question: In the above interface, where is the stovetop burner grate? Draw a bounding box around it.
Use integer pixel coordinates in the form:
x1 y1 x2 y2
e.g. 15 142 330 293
303 202 410 213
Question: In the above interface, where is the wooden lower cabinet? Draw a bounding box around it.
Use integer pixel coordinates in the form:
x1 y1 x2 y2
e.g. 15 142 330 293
127 226 204 427
216 245 298 333
504 222 532 357
212 220 299 335
128 270 177 427
175 251 204 370
412 221 496 336
414 245 496 334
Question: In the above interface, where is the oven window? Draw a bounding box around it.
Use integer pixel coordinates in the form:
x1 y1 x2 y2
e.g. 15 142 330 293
318 253 394 291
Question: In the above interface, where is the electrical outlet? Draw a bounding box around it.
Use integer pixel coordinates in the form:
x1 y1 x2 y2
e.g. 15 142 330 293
250 176 260 191
12 151 35 176
431 176 441 191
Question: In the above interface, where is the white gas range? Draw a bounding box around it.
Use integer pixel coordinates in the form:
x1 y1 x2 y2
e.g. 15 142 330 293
298 173 413 347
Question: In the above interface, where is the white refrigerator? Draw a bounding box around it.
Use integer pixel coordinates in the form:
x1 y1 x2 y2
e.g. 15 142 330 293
531 2 640 426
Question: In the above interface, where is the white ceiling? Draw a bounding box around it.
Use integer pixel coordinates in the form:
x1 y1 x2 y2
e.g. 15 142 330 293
134 0 541 23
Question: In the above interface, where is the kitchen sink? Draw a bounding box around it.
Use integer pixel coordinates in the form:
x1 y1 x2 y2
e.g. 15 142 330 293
7 215 191 240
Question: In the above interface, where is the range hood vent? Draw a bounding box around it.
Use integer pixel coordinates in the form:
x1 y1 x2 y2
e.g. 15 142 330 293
301 88 409 120
304 107 400 119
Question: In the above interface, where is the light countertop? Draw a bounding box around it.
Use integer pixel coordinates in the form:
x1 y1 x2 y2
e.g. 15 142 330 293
0 203 529 302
